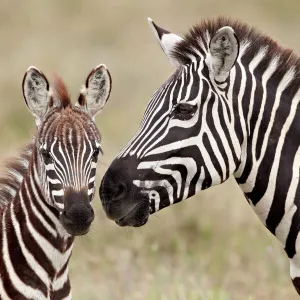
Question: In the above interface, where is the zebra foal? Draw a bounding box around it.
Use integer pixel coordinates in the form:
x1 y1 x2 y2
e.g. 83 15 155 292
0 64 111 299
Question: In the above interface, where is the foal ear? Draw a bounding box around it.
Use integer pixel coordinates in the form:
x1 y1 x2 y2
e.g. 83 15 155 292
148 18 183 68
22 66 50 126
208 26 239 82
77 64 111 120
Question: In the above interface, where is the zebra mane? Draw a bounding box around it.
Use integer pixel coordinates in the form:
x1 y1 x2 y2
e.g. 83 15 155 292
0 141 33 211
173 17 300 85
50 74 71 109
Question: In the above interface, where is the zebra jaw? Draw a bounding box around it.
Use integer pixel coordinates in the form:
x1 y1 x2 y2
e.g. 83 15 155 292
115 201 149 227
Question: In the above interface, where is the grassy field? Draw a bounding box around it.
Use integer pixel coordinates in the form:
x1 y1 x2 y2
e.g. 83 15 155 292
1 0 300 299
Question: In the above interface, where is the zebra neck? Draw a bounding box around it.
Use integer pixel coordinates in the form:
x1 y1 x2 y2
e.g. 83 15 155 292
0 152 74 297
232 58 300 248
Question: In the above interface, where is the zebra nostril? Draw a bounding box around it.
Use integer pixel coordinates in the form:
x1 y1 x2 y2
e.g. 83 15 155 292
63 210 71 219
113 182 128 201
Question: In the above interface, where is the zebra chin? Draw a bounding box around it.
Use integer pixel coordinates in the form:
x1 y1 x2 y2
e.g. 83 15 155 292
99 178 150 227
115 199 150 227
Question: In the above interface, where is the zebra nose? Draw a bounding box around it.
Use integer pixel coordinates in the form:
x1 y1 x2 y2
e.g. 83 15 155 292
100 171 129 205
61 187 95 235
99 169 133 221
61 204 94 236
113 182 128 201
63 204 94 224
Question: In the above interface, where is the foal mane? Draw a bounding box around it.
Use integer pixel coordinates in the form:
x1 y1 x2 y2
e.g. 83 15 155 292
173 17 300 89
0 142 33 212
51 74 71 109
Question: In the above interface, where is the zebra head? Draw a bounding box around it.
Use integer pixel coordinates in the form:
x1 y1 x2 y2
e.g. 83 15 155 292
100 19 241 227
23 65 111 235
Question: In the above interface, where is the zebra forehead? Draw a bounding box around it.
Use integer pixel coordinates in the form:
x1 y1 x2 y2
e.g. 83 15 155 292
39 107 100 144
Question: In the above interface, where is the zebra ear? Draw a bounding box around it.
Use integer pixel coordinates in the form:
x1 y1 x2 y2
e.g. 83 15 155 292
148 18 183 68
207 26 239 82
77 64 111 120
22 66 50 126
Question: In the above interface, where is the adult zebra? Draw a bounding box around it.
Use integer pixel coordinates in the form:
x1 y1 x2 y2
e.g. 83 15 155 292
100 17 300 294
0 64 111 299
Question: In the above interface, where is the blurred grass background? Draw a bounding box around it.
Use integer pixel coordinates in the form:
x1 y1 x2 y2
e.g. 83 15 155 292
0 0 300 299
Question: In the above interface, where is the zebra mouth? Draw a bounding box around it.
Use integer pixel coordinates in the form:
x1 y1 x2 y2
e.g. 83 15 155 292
59 209 94 236
65 226 90 236
115 200 149 227
60 217 92 236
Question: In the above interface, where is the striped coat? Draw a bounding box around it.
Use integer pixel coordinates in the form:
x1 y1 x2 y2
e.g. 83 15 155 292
0 64 111 299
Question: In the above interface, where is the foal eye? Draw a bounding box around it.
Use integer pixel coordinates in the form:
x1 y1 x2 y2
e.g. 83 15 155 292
92 147 103 158
171 103 197 120
93 148 99 156
40 149 53 163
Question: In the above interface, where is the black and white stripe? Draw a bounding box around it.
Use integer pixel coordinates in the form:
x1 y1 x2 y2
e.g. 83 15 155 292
100 18 300 294
0 64 111 299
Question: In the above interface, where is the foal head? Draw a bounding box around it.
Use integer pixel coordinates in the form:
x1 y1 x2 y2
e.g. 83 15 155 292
23 65 111 235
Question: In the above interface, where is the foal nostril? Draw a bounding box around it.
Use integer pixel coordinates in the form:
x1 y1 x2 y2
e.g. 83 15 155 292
63 205 94 224
63 210 69 218
113 182 128 201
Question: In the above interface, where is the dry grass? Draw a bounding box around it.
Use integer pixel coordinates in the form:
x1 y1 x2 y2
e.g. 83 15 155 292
1 0 300 299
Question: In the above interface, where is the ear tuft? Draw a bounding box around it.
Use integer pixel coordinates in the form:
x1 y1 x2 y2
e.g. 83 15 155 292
147 18 183 68
22 66 50 126
77 64 112 119
208 26 239 81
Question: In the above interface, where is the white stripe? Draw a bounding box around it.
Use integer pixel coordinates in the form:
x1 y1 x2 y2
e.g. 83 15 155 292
135 82 178 157
53 266 70 291
10 200 50 287
249 74 298 224
2 210 46 299
239 56 280 193
133 179 174 205
276 146 300 244
0 277 11 300
52 190 64 197
27 179 57 237
19 193 71 272
47 178 61 185
88 176 96 184
31 167 63 231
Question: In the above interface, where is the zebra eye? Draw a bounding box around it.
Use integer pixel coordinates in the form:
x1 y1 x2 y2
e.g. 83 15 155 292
92 147 103 158
171 103 197 120
40 149 53 163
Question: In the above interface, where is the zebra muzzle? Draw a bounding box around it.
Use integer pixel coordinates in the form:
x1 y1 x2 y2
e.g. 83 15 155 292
60 187 95 236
